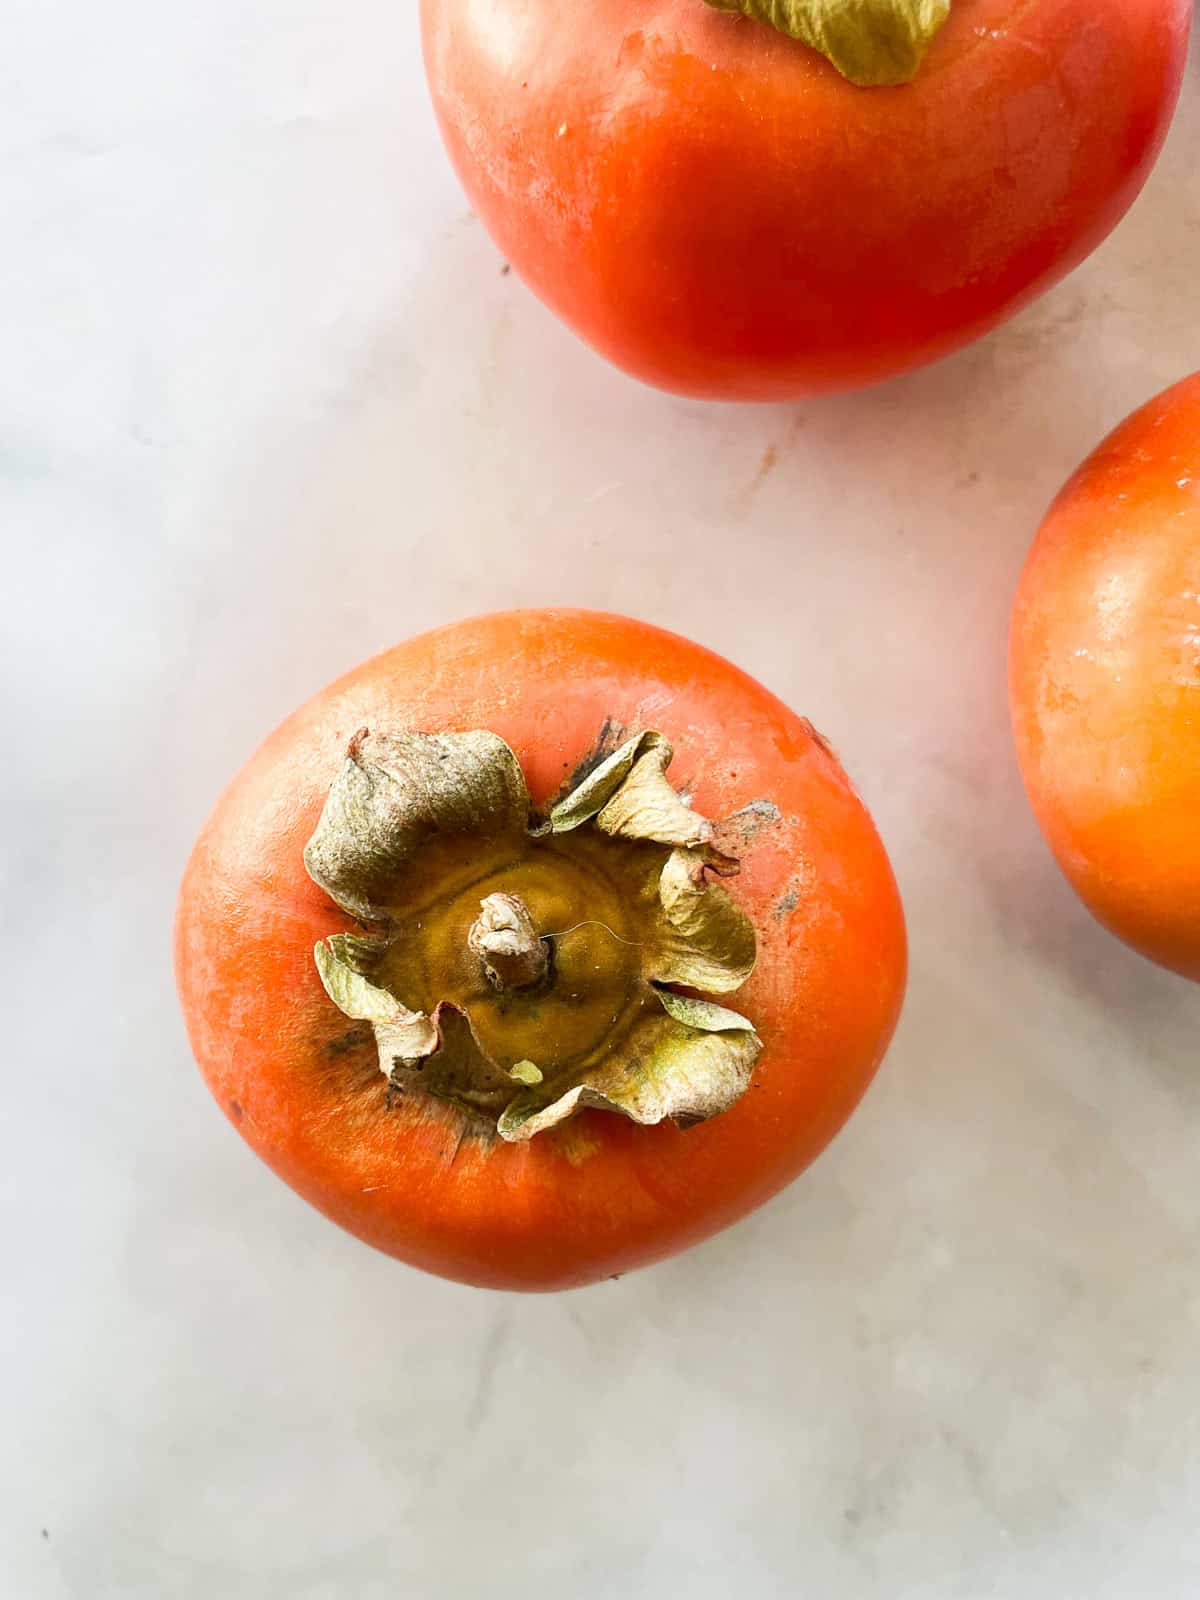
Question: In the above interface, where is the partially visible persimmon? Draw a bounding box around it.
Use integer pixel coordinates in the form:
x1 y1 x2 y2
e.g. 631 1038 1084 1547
420 0 1188 399
175 610 906 1289
1010 373 1200 981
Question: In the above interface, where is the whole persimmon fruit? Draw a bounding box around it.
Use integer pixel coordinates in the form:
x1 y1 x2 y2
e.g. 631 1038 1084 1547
175 611 906 1289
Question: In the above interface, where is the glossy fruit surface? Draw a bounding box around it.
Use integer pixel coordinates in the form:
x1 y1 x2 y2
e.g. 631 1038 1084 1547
1010 374 1200 980
420 0 1188 400
176 610 906 1289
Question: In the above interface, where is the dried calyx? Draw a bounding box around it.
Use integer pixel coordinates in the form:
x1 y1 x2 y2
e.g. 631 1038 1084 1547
304 728 765 1142
702 0 951 87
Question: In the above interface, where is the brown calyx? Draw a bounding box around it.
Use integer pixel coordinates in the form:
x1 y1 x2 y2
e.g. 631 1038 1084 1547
304 727 769 1142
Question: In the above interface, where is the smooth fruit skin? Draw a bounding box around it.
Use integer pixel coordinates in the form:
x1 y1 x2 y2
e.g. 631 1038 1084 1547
420 0 1188 401
175 611 907 1290
1010 374 1200 982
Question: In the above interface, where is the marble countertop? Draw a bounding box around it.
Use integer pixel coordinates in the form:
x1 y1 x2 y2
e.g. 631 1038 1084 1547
5 8 1200 1596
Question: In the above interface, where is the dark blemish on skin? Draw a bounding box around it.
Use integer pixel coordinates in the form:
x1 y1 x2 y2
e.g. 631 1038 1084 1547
228 1099 244 1122
713 798 782 861
738 798 780 821
443 1121 472 1167
555 718 629 801
500 262 511 276
721 798 782 843
325 1024 374 1059
774 876 803 919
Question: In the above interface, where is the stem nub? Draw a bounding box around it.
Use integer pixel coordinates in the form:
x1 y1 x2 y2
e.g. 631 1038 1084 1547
468 893 549 992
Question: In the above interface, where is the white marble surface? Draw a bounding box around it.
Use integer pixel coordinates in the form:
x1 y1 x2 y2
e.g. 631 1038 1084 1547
5 7 1200 1596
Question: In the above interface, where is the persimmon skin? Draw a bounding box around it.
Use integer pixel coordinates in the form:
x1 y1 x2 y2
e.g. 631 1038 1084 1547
419 0 1188 401
175 611 906 1290
1010 374 1200 982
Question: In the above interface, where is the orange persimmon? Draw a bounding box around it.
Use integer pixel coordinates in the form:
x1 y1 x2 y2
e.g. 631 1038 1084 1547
420 0 1188 400
1010 373 1200 981
176 610 906 1289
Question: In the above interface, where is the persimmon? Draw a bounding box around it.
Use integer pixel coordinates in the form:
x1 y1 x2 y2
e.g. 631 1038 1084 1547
1010 373 1200 981
175 610 906 1289
420 0 1188 400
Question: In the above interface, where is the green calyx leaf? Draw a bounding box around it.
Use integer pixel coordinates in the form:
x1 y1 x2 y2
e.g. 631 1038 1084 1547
497 1002 761 1142
549 732 695 838
703 0 951 87
304 729 529 922
652 988 757 1033
649 849 757 993
314 935 440 1065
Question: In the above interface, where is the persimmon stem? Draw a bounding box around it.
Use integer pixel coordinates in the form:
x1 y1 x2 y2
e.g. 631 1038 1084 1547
468 893 549 991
